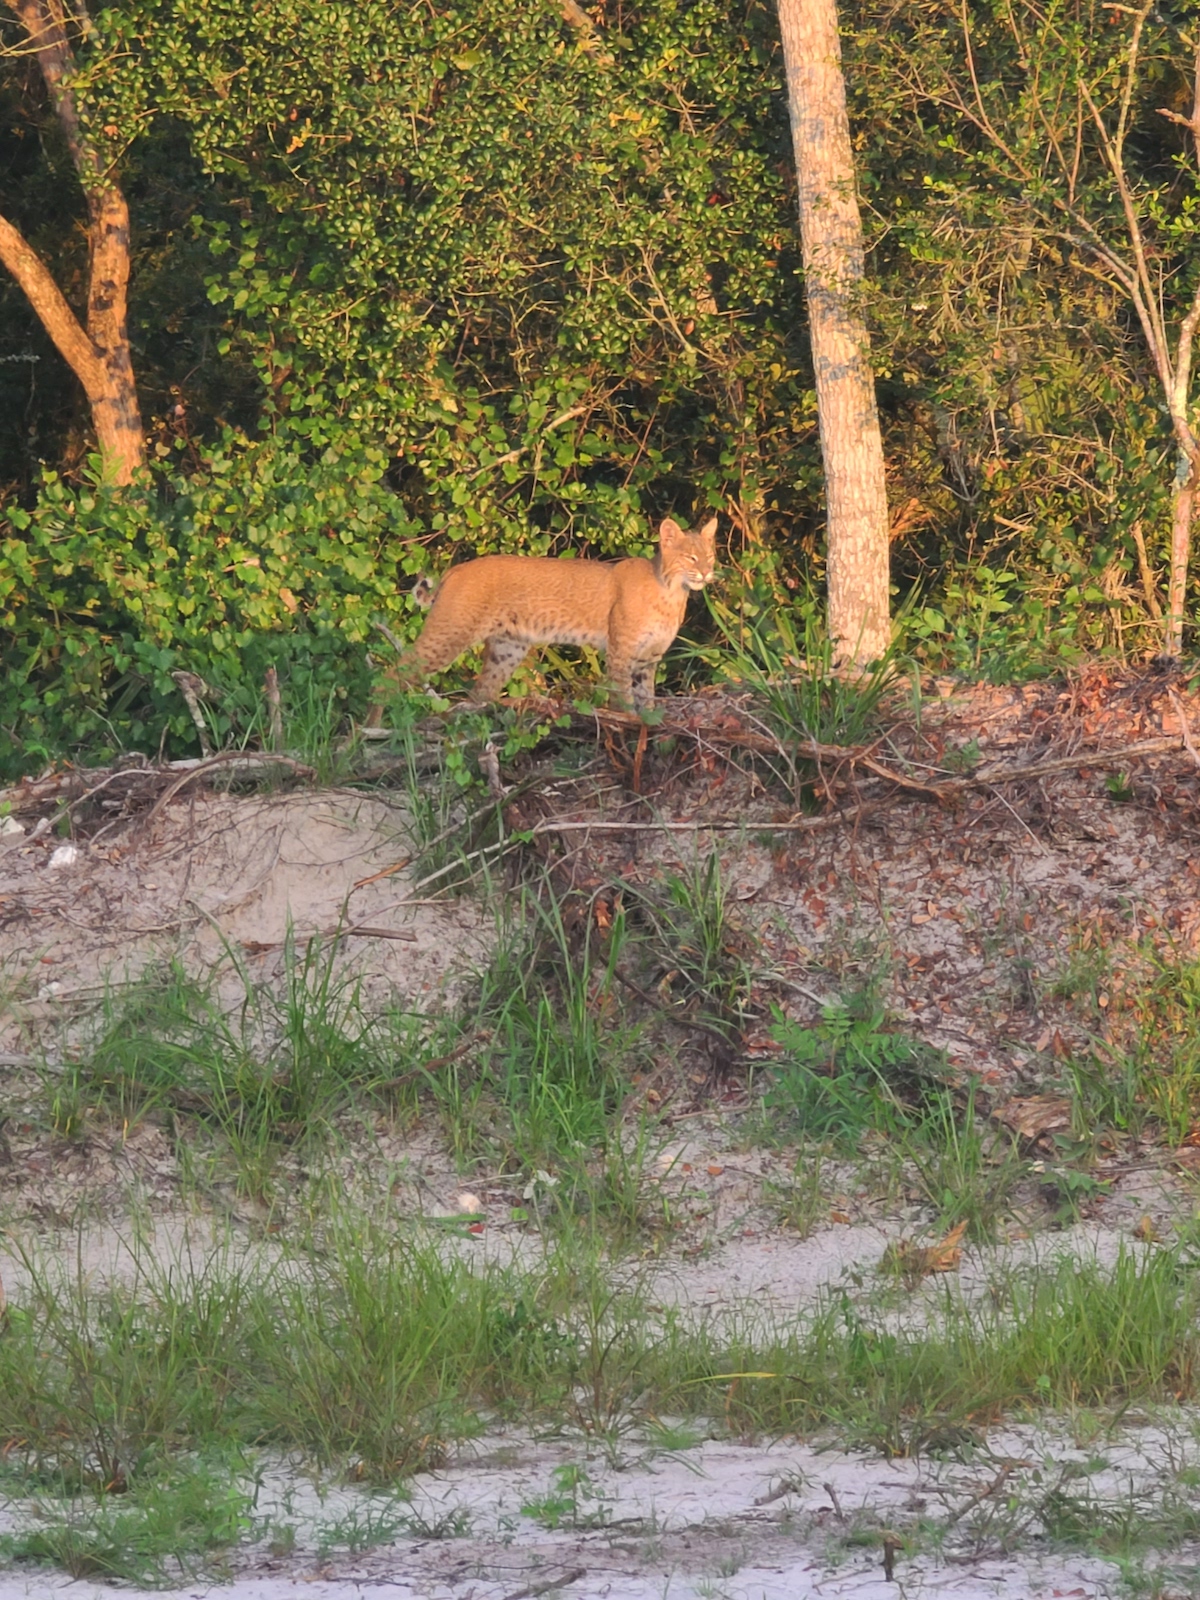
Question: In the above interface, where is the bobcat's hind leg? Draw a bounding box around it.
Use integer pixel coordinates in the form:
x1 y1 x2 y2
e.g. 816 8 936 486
471 636 531 701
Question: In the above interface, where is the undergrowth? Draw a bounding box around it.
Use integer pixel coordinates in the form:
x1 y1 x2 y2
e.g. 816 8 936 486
42 939 436 1202
0 1455 255 1586
7 792 1200 1583
0 1223 1196 1502
764 998 1025 1240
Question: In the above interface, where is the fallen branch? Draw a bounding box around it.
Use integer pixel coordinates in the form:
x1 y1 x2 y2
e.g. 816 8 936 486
143 752 316 828
967 735 1188 787
502 1567 588 1600
940 1465 1016 1529
1 752 315 819
523 806 884 835
574 701 862 766
374 1031 490 1095
2 708 1193 832
570 703 1194 800
614 967 740 1060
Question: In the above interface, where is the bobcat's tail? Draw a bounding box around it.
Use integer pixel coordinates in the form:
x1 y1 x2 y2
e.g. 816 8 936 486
411 574 438 610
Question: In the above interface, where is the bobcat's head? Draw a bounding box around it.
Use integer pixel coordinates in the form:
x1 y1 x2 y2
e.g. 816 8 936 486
658 515 717 592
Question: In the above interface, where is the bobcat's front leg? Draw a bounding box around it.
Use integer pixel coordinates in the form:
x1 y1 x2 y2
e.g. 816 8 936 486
607 654 657 712
606 651 635 711
629 661 658 711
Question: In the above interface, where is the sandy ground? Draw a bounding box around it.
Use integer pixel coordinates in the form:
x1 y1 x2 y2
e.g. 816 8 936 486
4 674 1200 1596
0 1423 1190 1599
1 788 491 1054
1 1210 1195 1600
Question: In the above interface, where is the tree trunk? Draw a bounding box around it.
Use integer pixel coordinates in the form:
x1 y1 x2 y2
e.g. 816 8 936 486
0 0 144 485
1167 457 1197 657
777 0 890 665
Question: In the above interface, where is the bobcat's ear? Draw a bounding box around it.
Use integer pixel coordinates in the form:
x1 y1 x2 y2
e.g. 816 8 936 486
658 517 686 545
698 516 718 546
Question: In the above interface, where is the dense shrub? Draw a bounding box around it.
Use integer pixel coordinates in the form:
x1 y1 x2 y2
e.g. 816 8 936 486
2 0 1198 771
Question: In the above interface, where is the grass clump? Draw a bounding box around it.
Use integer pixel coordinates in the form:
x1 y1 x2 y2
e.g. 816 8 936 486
422 852 757 1231
712 1244 1200 1456
520 1463 611 1530
1061 939 1200 1146
0 1455 255 1586
621 849 757 1045
313 1494 417 1556
710 606 903 748
699 604 908 800
764 1001 1024 1238
43 940 432 1197
1 1220 1198 1504
424 885 652 1184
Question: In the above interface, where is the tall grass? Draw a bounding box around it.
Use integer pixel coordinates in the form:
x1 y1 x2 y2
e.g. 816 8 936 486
42 940 433 1198
1062 940 1200 1146
424 885 650 1180
1 1223 1196 1492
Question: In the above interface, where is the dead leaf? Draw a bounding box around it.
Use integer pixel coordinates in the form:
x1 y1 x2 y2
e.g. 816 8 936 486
880 1220 967 1282
992 1094 1073 1145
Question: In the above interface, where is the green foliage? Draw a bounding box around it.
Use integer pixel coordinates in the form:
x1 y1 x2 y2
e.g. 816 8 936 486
92 0 800 518
1 0 814 769
767 1002 1025 1237
0 1456 255 1587
851 0 1198 662
5 0 1200 765
0 435 418 774
520 1464 610 1531
765 1000 949 1146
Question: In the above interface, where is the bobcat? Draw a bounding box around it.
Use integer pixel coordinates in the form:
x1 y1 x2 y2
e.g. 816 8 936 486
372 515 717 717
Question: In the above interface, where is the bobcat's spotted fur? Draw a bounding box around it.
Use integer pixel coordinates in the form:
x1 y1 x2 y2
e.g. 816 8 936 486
374 516 717 714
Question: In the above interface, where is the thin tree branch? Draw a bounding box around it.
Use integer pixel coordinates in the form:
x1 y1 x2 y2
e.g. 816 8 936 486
958 0 1028 174
554 0 612 61
5 0 144 479
0 210 104 388
1073 14 1169 387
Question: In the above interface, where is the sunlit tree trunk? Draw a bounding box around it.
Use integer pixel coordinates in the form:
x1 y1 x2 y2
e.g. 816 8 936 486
777 0 890 665
0 0 144 485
